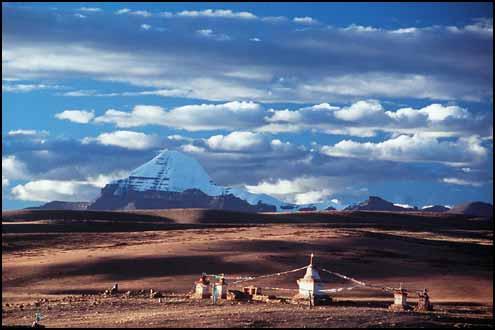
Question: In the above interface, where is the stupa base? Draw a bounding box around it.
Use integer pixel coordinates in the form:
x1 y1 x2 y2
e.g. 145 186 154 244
388 303 413 312
292 294 332 305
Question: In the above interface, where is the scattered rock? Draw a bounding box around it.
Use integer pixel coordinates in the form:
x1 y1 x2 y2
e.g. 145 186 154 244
110 283 119 295
414 289 433 312
32 321 45 328
150 289 163 299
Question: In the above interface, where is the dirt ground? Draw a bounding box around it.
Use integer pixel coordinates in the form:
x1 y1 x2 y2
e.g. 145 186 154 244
2 294 493 328
2 211 493 327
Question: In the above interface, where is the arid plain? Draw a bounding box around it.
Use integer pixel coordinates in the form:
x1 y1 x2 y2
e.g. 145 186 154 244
2 209 493 328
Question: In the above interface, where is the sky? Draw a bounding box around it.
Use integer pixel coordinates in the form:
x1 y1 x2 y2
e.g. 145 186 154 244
2 2 493 210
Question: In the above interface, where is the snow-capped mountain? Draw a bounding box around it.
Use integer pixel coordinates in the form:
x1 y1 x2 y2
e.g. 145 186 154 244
89 150 305 212
110 150 225 196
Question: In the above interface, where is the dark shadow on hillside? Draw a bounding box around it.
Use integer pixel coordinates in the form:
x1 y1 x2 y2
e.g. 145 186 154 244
5 232 492 290
4 254 279 288
2 221 258 234
2 209 175 223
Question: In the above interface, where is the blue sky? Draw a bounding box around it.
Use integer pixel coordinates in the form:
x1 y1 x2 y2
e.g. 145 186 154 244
2 2 493 210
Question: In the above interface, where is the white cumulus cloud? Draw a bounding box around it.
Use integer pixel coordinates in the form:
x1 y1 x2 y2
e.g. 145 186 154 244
181 144 207 154
245 176 336 204
2 83 62 93
94 105 166 127
94 101 263 131
86 171 129 188
417 104 469 121
10 180 100 202
78 7 102 12
265 109 302 123
196 29 231 41
178 9 257 20
8 129 40 136
2 155 30 180
8 169 131 203
441 177 484 187
294 189 331 204
321 134 488 165
341 24 379 32
334 100 386 122
55 110 95 124
293 16 318 25
115 8 151 17
82 131 161 150
206 131 267 151
115 8 130 15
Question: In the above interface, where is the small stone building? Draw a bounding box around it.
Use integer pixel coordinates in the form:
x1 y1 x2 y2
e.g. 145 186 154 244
414 288 433 311
389 285 412 311
214 276 228 299
191 274 211 299
243 286 262 296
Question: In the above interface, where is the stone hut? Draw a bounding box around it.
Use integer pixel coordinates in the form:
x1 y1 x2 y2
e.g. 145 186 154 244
243 286 262 296
214 275 228 299
389 284 412 311
191 274 211 299
414 288 433 311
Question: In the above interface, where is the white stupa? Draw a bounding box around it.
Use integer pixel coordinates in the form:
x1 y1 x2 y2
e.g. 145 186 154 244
296 253 325 298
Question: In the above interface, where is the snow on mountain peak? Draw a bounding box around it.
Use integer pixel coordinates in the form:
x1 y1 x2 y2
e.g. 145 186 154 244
112 150 224 196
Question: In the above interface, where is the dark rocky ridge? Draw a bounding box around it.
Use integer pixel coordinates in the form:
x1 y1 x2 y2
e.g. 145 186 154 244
344 196 416 212
448 201 493 218
25 201 90 211
421 205 450 213
88 185 276 212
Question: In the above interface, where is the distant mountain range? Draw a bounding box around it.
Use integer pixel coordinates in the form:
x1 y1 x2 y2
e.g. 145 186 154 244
344 196 417 212
87 150 289 212
447 202 493 218
26 150 492 217
25 201 90 211
421 205 450 212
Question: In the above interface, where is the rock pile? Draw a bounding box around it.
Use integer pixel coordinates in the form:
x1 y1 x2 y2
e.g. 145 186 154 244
414 289 433 312
149 289 163 299
103 283 119 296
